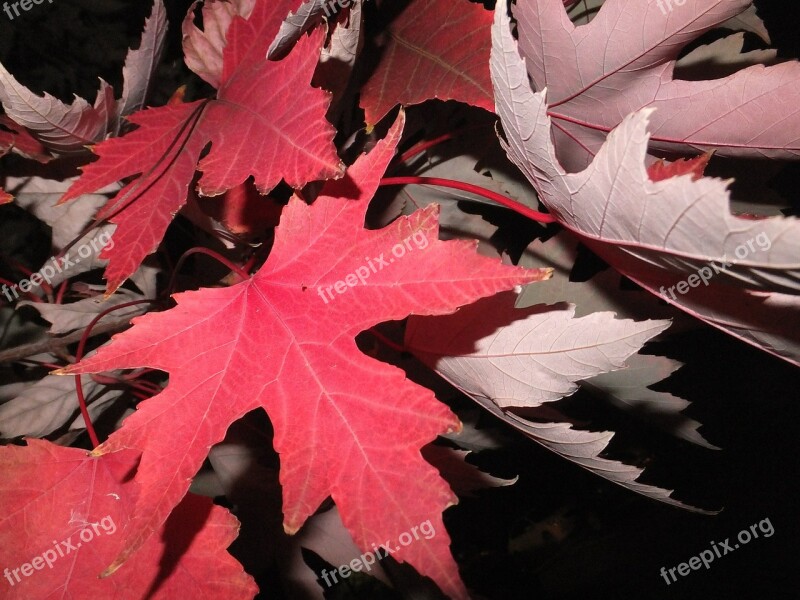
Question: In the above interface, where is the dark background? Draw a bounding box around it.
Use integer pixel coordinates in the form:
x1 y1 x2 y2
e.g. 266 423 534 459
1 1 799 599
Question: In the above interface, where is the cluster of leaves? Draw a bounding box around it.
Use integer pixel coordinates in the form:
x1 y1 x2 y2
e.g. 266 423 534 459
0 0 798 597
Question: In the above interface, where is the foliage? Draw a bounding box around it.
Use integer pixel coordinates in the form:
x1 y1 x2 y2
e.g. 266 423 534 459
0 0 798 597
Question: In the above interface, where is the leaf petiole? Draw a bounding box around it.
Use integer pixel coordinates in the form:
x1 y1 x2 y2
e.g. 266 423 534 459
379 176 557 224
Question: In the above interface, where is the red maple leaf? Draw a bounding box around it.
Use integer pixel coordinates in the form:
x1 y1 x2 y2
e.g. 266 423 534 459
0 439 256 599
359 0 494 126
60 0 343 293
59 114 550 599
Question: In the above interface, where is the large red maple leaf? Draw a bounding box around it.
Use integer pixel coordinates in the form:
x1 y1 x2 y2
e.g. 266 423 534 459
60 0 343 293
58 114 549 599
0 439 256 599
359 0 494 126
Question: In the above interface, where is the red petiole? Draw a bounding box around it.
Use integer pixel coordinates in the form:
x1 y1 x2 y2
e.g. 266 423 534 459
379 176 557 224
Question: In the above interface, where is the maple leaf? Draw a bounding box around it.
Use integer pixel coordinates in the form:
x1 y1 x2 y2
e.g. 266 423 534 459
61 0 344 293
407 291 672 409
406 291 714 510
359 0 494 126
58 114 549 599
0 439 256 599
491 2 800 365
517 233 715 448
512 0 800 171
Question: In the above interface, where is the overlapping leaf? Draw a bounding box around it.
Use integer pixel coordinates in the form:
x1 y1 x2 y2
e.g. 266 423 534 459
518 234 714 448
360 0 494 125
315 0 364 114
0 73 115 155
267 0 333 60
181 0 255 88
0 116 50 163
491 2 800 365
61 0 344 293
407 291 671 408
513 0 800 171
118 0 169 120
0 375 122 438
19 278 153 335
0 439 256 599
7 176 116 287
59 115 549 599
406 292 712 511
0 0 165 154
583 353 718 450
454 397 714 512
